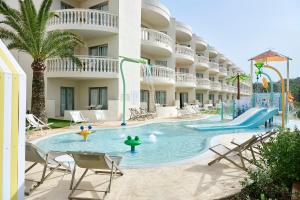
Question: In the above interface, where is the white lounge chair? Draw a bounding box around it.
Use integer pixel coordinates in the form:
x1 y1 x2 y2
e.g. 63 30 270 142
26 114 53 131
68 151 123 200
69 111 89 127
25 142 71 195
92 110 105 125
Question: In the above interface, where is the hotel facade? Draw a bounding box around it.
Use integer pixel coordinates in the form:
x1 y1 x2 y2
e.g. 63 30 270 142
4 0 251 120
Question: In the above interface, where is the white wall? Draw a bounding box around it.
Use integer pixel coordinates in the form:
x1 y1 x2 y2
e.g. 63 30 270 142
118 0 141 120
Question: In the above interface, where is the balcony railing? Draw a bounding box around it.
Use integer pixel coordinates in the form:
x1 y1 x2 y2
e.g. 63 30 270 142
176 72 196 85
48 9 118 29
196 78 211 88
210 82 222 91
141 65 175 82
175 45 194 58
195 55 209 64
47 56 119 76
221 84 228 91
219 67 227 75
209 62 219 71
141 28 173 49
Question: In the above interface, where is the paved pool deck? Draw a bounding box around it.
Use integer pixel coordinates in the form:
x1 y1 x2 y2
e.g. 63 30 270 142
25 116 257 200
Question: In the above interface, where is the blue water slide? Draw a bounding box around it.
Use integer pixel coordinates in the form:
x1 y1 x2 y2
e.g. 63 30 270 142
188 107 278 131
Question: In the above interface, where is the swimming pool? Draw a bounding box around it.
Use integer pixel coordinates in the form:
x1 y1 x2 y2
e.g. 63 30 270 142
36 116 273 168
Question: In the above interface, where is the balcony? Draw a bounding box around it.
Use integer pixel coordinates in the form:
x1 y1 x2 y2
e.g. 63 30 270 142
142 0 171 27
175 73 196 88
141 28 173 56
209 61 219 74
218 54 226 63
219 65 227 76
196 78 211 90
140 65 175 85
46 56 119 78
48 9 118 38
193 34 208 51
208 46 218 58
221 84 228 92
195 55 209 70
175 45 195 65
228 85 238 93
176 21 193 42
210 82 222 91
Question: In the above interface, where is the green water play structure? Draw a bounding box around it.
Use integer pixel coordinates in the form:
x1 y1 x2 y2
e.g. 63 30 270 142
124 136 142 152
120 56 147 126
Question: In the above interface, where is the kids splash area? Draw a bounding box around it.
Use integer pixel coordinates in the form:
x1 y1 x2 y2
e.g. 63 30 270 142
1 47 298 199
34 52 292 168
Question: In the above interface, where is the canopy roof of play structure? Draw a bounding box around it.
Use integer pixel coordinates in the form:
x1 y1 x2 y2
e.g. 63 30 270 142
249 50 292 62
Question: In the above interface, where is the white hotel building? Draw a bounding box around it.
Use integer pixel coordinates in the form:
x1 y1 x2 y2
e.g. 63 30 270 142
5 0 251 120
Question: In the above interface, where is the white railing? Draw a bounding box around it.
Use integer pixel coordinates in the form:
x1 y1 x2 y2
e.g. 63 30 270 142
196 78 210 87
141 65 175 80
176 72 196 84
219 67 227 74
176 45 194 58
221 84 228 91
141 28 173 49
47 56 119 74
210 82 222 91
195 55 209 64
48 9 118 29
209 62 219 71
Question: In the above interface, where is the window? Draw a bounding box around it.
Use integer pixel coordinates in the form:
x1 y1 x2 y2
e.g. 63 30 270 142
88 44 108 57
218 95 223 102
179 68 189 73
89 87 108 110
196 73 203 78
60 87 74 116
155 60 168 67
196 93 203 104
155 91 166 105
209 77 215 81
90 1 109 11
61 1 74 9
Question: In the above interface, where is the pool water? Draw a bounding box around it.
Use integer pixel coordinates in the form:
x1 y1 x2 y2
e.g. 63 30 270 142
36 116 274 168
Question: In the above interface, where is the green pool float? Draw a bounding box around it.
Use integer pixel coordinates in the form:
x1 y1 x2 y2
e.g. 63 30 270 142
124 136 142 152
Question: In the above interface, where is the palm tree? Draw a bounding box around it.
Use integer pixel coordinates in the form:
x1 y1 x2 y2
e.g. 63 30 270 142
0 0 83 122
227 73 250 100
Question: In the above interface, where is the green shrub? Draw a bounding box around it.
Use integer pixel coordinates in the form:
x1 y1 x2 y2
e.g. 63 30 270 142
241 128 300 199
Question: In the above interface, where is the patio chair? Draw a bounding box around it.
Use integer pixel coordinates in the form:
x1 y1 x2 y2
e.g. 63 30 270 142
25 142 71 195
139 107 156 119
67 151 123 200
208 136 258 171
129 108 147 121
92 110 105 125
69 111 89 127
26 114 53 131
231 131 278 162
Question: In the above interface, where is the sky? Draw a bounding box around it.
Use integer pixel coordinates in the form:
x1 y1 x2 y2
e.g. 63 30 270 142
161 0 300 81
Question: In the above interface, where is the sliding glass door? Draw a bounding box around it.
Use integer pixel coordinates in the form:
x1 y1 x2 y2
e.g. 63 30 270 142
60 87 74 116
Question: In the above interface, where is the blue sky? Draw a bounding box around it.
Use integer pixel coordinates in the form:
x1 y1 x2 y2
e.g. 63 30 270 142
161 0 300 81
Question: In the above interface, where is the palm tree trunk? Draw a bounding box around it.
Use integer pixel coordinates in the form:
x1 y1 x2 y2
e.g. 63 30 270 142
237 74 241 100
31 60 47 122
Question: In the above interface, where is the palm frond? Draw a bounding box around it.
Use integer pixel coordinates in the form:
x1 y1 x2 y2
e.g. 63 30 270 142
0 0 83 66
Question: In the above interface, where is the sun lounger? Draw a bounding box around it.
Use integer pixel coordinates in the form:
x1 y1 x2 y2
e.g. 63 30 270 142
208 136 258 171
25 142 71 195
69 111 89 127
231 131 278 162
67 151 123 200
129 108 148 121
26 114 53 131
